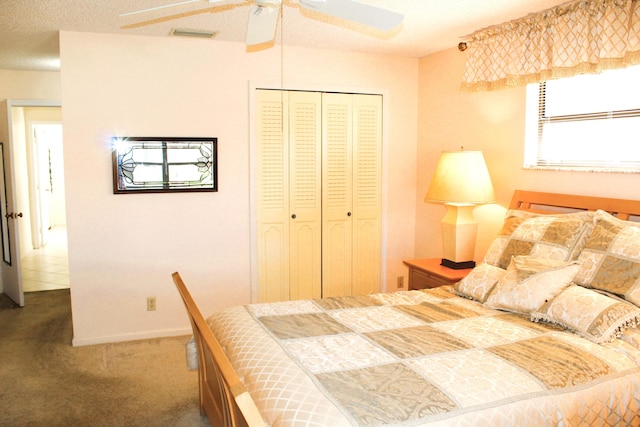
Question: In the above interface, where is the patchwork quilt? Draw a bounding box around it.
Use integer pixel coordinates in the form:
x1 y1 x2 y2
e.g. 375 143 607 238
208 286 640 426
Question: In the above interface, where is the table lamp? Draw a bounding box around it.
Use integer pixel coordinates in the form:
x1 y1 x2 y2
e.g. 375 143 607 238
425 150 495 269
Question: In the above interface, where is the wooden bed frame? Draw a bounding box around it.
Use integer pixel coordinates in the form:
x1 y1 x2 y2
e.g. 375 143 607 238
173 190 640 427
172 272 265 427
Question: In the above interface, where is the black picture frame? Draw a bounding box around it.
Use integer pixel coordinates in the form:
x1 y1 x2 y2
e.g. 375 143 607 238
112 137 218 194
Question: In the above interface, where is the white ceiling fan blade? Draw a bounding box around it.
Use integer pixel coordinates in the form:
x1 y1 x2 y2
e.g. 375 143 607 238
119 0 225 18
246 4 280 46
299 0 403 31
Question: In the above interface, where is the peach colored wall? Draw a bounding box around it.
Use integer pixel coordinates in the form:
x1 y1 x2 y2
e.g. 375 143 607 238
0 70 61 100
417 47 640 260
59 31 418 345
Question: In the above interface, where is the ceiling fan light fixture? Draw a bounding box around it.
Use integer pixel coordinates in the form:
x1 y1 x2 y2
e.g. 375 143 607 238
255 0 282 6
170 28 219 38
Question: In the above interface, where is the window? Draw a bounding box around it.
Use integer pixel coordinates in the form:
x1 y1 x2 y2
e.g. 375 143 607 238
524 65 640 172
112 137 217 193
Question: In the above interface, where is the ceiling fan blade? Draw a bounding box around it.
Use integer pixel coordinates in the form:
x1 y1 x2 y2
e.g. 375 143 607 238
245 4 280 46
120 0 241 30
119 0 226 18
299 0 403 31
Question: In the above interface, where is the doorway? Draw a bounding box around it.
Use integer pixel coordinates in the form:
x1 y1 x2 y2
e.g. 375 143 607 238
15 110 68 292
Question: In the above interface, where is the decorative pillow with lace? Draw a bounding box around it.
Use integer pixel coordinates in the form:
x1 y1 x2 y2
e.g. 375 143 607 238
484 256 579 315
532 285 640 344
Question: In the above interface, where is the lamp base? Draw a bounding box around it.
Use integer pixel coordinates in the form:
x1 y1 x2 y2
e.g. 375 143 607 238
441 258 476 270
440 203 478 270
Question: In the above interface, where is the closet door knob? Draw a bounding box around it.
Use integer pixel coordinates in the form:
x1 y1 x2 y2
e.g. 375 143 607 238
347 212 352 217
291 214 297 219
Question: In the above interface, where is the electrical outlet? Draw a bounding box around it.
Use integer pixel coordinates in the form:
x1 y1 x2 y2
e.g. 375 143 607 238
397 276 404 289
147 296 156 311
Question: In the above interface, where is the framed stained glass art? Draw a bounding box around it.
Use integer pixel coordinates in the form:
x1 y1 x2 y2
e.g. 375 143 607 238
112 137 217 194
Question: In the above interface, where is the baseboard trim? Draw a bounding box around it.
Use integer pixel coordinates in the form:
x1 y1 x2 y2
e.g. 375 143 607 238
72 327 192 347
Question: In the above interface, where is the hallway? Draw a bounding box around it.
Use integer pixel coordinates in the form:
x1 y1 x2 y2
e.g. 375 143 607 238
21 226 69 292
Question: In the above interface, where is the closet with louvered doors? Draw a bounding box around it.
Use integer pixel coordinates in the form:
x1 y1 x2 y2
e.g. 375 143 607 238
256 89 382 303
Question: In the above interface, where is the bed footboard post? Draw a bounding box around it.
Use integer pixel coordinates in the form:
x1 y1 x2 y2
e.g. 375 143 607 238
172 272 266 427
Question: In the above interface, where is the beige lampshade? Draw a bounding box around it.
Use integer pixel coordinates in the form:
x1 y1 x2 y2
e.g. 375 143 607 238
425 151 495 204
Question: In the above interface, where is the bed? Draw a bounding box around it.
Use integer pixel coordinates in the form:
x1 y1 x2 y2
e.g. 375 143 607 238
173 190 640 426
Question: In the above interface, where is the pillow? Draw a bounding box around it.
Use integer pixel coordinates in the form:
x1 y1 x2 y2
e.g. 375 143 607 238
532 285 640 344
619 327 640 350
484 256 579 315
453 262 505 303
573 210 640 307
483 210 594 269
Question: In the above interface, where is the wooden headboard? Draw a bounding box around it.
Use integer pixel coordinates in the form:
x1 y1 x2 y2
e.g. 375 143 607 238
509 190 640 221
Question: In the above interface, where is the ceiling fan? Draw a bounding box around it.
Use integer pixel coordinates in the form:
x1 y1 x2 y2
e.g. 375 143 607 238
120 0 404 47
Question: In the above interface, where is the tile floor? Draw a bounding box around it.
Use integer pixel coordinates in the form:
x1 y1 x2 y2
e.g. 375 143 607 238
21 227 70 292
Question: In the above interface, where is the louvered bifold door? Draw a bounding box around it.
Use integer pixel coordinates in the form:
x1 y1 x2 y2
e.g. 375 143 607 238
288 91 322 300
322 93 354 298
257 90 322 302
256 89 290 303
351 94 382 296
258 90 380 301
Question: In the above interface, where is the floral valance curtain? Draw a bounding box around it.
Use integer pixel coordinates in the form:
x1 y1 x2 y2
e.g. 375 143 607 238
461 0 640 91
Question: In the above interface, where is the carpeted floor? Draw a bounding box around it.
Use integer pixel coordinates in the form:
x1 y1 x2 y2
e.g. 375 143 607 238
0 290 210 427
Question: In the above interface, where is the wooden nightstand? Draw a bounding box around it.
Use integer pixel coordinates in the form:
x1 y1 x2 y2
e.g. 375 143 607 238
403 258 473 290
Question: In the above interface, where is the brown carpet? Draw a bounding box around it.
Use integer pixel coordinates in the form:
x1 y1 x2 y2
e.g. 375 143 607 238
0 290 210 427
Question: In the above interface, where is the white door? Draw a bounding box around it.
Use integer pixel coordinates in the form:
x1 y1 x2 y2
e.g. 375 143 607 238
322 93 382 297
256 89 290 303
351 94 383 296
256 90 322 302
288 91 322 300
0 100 24 306
322 93 354 298
32 124 63 248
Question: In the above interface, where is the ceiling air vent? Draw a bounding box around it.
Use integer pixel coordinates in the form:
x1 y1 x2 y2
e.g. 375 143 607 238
170 28 218 38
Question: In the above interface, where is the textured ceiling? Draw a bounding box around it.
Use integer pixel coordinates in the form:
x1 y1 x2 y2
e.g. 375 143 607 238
0 0 568 71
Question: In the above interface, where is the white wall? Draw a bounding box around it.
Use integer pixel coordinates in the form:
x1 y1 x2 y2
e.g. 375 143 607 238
417 48 640 261
59 31 418 345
